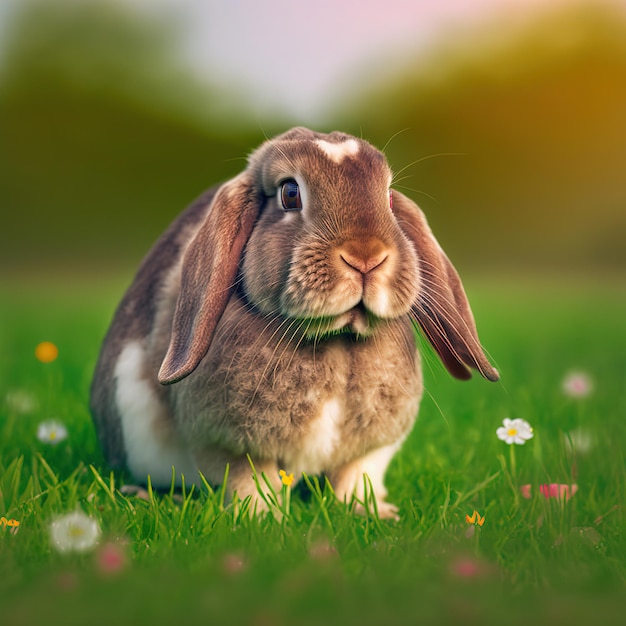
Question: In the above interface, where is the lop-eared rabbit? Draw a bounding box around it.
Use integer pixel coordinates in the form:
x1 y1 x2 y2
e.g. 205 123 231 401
91 127 498 518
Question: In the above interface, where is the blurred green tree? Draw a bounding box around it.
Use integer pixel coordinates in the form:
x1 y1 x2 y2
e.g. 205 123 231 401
1 1 625 275
0 0 265 272
338 4 626 272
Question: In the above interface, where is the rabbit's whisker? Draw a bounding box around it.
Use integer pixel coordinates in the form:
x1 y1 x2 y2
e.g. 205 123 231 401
391 153 466 185
411 292 483 375
282 317 315 378
381 128 410 154
247 314 302 397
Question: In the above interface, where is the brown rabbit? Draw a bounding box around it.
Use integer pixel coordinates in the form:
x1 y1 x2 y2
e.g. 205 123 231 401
90 127 498 518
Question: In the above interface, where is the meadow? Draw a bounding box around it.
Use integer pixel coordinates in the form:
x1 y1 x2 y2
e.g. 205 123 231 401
1 272 625 625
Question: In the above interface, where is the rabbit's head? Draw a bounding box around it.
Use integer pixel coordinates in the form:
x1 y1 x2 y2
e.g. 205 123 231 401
158 127 499 385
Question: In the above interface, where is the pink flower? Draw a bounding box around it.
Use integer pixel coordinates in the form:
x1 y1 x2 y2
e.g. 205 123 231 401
452 558 481 578
95 542 128 576
520 484 578 501
308 540 338 561
539 484 578 501
221 553 247 575
520 484 532 499
562 371 593 398
449 555 495 580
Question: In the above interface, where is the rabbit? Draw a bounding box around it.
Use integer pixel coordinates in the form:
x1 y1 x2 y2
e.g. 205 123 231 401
90 127 499 518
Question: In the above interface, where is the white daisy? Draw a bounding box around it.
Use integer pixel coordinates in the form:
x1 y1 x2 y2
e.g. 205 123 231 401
37 420 68 445
496 418 534 445
50 511 101 553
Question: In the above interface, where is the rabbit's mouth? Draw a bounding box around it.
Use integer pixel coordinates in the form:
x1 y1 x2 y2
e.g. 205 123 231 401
300 301 381 340
343 301 374 335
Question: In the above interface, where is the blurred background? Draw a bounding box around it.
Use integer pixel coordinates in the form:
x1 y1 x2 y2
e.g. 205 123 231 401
1 0 625 278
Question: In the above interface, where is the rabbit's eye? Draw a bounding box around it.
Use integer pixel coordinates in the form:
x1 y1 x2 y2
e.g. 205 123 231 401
280 180 302 211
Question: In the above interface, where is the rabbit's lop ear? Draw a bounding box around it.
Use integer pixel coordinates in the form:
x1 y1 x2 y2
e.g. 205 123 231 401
158 172 258 385
392 190 499 382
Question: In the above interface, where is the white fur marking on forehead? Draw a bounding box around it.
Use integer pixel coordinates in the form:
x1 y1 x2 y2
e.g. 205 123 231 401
315 139 360 163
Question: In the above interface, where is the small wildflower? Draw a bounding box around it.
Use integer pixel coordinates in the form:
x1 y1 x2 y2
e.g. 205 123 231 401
450 555 496 580
221 552 247 575
95 541 128 576
539 483 578 501
308 540 338 561
35 341 59 363
564 428 594 455
50 511 101 553
5 389 37 414
562 371 593 398
451 556 481 578
520 484 532 499
521 484 578 501
464 524 476 538
279 469 294 487
1 516 20 534
465 510 485 526
496 418 533 445
37 420 68 445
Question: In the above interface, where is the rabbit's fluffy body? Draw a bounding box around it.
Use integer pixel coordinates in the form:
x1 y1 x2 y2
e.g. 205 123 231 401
91 128 497 517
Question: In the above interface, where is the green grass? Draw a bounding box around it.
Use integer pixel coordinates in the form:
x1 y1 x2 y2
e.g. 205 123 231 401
1 273 625 625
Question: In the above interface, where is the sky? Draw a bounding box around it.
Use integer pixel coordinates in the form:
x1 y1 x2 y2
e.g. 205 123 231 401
158 0 569 120
149 0 625 120
1 0 625 122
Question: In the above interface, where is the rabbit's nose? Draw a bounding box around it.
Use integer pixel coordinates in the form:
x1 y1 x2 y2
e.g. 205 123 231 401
339 239 388 275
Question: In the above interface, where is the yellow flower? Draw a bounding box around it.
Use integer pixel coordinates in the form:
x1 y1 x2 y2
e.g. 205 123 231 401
1 517 20 528
465 510 485 526
35 341 59 363
279 469 294 487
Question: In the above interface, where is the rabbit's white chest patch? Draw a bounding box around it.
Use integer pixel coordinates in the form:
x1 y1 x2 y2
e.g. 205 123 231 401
114 341 198 488
283 397 342 475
